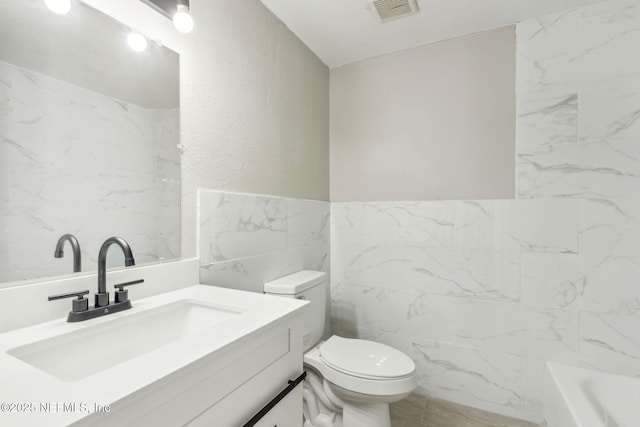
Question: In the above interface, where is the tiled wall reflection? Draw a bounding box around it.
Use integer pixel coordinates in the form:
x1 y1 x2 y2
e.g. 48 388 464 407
0 60 180 283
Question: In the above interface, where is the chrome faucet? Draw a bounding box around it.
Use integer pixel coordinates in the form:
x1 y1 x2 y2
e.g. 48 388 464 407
54 234 82 273
96 237 135 307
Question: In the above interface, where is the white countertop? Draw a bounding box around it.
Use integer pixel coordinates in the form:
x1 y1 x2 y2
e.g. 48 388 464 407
0 285 307 426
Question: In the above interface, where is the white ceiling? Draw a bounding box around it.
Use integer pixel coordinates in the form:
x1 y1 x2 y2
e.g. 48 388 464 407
260 0 605 68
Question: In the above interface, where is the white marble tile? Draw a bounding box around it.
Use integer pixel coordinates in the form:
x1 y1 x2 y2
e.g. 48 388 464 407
409 295 581 363
574 76 640 197
332 241 519 301
580 75 640 152
334 327 545 423
331 283 579 363
331 241 420 292
330 203 365 243
579 198 640 256
198 190 287 264
455 302 580 363
452 200 504 250
516 1 640 199
330 282 422 335
503 199 578 253
517 1 640 92
335 199 577 255
578 0 640 84
198 191 329 294
410 339 543 422
520 357 547 422
516 90 580 199
516 9 582 95
517 89 578 150
521 252 640 315
412 339 523 407
362 201 455 246
521 253 584 311
519 142 640 199
346 327 414 353
281 244 329 277
199 252 284 294
287 199 329 249
580 311 640 376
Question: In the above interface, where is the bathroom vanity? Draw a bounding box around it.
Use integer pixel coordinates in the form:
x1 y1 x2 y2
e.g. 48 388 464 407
0 269 307 427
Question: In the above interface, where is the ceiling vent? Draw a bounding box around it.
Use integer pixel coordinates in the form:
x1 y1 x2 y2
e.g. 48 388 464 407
366 0 419 23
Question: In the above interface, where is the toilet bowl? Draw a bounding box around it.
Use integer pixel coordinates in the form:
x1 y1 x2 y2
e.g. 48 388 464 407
307 336 416 398
264 271 417 427
304 337 416 427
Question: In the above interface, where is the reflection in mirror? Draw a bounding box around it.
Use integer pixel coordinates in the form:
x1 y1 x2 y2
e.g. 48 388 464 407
0 0 181 286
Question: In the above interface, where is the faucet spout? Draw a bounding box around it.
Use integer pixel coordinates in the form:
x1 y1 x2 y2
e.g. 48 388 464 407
96 237 135 307
54 234 82 273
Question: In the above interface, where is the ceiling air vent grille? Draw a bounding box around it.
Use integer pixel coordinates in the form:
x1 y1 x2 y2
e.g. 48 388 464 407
366 0 419 22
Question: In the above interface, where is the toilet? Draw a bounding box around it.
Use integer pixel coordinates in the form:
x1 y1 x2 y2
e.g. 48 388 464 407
264 270 417 427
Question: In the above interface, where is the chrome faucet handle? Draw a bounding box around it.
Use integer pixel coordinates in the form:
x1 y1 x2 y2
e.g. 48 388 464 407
48 290 90 313
114 279 144 304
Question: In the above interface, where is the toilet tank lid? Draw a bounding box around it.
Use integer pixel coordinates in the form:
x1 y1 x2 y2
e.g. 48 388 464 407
264 270 326 294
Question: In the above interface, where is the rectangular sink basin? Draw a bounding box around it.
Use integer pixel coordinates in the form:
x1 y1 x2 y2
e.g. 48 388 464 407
7 300 244 381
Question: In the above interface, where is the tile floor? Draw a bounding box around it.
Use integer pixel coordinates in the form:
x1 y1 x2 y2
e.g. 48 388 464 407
390 394 541 427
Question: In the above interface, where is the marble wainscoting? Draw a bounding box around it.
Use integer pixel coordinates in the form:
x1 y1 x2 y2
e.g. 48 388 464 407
331 197 640 423
0 60 180 284
198 190 329 294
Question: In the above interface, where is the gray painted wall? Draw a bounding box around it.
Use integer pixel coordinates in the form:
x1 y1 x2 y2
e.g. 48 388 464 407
179 0 330 258
330 26 516 202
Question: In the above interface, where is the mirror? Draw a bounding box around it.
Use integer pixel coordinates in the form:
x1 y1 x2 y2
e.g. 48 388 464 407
0 0 181 286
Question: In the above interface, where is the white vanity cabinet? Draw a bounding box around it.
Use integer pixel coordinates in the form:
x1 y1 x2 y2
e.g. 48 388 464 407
81 315 305 427
185 322 305 427
244 389 303 427
0 285 307 427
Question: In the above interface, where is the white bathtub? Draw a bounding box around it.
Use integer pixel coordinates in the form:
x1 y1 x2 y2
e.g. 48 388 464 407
545 362 639 427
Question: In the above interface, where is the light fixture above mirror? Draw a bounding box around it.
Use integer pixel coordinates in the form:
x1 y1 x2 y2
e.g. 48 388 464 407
140 0 194 34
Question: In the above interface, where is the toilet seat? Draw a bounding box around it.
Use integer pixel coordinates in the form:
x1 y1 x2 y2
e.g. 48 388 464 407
304 337 417 398
319 336 415 380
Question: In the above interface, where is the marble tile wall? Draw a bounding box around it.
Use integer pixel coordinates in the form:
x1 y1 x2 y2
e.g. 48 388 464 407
198 190 329 294
332 0 640 423
517 0 640 199
331 201 569 422
0 60 180 284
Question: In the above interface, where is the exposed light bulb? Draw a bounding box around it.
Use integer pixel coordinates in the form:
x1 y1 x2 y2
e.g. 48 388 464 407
127 32 148 52
44 0 71 15
173 4 194 34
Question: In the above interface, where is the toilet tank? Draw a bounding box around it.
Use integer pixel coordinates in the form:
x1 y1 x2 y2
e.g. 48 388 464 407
264 270 326 352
